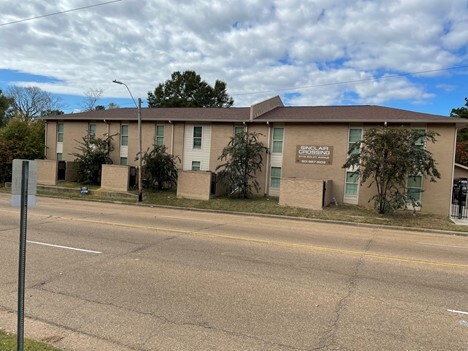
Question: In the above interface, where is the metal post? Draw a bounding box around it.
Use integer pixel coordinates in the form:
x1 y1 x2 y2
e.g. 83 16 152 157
17 160 29 351
138 98 142 202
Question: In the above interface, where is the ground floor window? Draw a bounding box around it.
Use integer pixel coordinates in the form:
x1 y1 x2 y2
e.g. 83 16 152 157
120 157 127 165
271 167 281 188
57 153 63 160
192 161 201 171
407 175 423 201
345 171 359 196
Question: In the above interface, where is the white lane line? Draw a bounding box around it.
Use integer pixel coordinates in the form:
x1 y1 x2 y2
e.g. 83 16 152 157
27 240 102 254
447 309 468 315
420 243 467 249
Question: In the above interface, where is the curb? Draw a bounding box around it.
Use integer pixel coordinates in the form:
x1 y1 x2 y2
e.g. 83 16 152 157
21 191 468 238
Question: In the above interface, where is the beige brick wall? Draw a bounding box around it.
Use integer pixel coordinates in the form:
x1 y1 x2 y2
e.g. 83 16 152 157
357 124 456 216
101 164 129 192
62 122 88 161
36 160 57 186
279 178 326 210
177 171 212 200
281 124 349 202
172 122 185 168
45 122 57 160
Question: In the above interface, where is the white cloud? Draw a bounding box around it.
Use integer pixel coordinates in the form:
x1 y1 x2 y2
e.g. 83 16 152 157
0 0 466 110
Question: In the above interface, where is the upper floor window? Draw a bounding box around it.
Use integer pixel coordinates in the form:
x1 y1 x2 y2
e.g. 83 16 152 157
121 124 128 146
57 122 64 142
193 126 202 149
88 123 96 137
348 128 362 155
234 126 246 136
155 124 164 146
272 128 284 153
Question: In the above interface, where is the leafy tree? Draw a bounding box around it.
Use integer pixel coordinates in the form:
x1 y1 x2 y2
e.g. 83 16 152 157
40 109 64 117
72 134 114 184
107 102 119 109
0 89 14 127
216 131 267 198
343 127 440 214
7 86 62 120
451 98 468 165
140 144 180 190
0 116 45 183
147 71 234 108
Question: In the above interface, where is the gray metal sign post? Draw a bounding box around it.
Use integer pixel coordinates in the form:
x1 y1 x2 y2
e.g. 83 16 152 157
11 159 37 351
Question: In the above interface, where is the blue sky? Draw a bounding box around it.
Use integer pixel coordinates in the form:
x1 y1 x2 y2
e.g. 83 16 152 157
0 0 467 116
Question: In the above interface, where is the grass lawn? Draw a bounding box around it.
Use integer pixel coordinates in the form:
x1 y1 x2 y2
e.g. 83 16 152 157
0 329 62 351
1 183 466 233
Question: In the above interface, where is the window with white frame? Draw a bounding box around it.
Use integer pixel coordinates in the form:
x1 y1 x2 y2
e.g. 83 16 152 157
234 126 245 136
121 124 128 146
270 167 282 188
272 128 284 153
57 122 64 142
120 157 128 165
88 123 96 137
348 128 362 155
345 171 359 196
407 175 423 202
57 153 63 160
155 124 164 146
191 161 201 171
193 126 202 149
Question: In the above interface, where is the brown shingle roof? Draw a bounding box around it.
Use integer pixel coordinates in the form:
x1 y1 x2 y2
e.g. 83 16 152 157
44 107 250 122
254 105 456 124
43 105 466 125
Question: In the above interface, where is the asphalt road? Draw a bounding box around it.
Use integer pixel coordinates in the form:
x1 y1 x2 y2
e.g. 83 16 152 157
0 193 467 351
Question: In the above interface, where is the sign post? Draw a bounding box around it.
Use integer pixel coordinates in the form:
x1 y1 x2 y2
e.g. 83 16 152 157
11 160 37 351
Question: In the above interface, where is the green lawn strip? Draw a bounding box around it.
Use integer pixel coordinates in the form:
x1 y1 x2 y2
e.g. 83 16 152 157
0 329 63 351
2 184 467 233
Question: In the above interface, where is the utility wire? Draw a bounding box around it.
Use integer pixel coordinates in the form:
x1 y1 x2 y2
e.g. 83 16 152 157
232 65 468 96
0 0 123 27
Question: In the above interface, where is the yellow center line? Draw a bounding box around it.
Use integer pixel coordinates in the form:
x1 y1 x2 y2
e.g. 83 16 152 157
2 208 467 269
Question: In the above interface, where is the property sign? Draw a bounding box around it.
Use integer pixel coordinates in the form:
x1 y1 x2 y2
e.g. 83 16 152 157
296 145 333 165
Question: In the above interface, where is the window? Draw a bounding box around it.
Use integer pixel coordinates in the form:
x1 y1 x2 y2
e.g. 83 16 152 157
191 161 201 171
193 126 202 149
121 124 128 146
270 167 282 188
155 124 164 146
345 171 359 196
348 128 362 155
120 157 128 165
234 126 245 136
272 128 284 153
57 123 64 142
413 128 425 149
88 123 96 137
407 175 423 202
57 153 63 160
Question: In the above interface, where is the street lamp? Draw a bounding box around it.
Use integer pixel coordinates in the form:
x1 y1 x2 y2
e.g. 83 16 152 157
112 80 143 202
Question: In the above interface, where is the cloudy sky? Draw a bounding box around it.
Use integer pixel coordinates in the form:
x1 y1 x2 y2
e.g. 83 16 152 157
0 0 467 115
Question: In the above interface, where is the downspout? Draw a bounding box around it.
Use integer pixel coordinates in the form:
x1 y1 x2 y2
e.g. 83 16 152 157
104 119 110 136
169 120 174 155
449 125 458 217
44 121 48 159
265 121 271 196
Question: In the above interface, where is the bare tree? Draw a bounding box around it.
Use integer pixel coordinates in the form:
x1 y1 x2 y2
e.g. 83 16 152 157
7 86 62 120
80 88 104 111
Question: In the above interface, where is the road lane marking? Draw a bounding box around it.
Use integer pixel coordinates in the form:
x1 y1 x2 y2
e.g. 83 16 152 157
420 243 467 249
62 217 468 269
448 309 468 316
27 240 102 254
2 208 467 268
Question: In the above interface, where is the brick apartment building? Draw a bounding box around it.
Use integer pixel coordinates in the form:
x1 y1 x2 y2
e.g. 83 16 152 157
42 96 467 216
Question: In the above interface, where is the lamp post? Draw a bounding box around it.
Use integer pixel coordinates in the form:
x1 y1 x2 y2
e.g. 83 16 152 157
112 80 143 202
